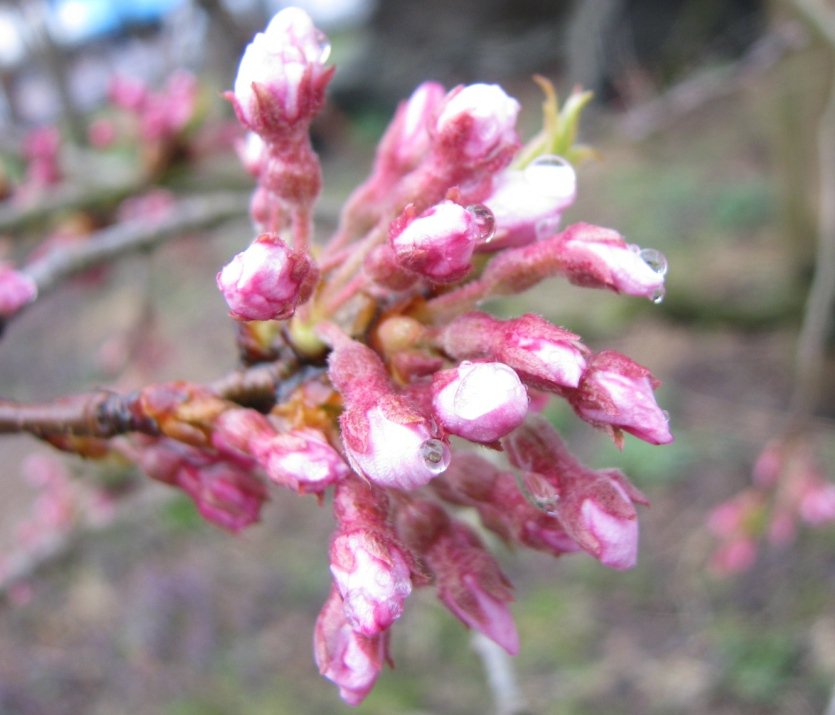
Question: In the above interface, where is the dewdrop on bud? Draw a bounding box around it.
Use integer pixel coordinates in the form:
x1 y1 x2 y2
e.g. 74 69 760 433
466 204 496 243
523 155 576 200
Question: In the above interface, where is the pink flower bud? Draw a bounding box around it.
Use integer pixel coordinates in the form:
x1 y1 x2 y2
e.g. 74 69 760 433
314 585 389 706
503 418 647 569
440 312 588 390
568 351 673 445
340 396 450 490
175 460 268 533
553 223 667 301
561 469 640 570
480 157 577 251
256 427 350 494
398 500 518 654
432 84 520 172
364 244 418 291
0 264 37 316
389 201 478 284
330 526 413 636
217 233 318 321
710 537 757 576
230 7 334 136
375 80 446 180
798 482 835 525
436 452 580 558
235 131 266 177
431 361 528 443
329 339 451 490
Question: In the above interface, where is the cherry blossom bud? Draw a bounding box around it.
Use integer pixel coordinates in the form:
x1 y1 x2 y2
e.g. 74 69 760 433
568 351 673 445
0 264 37 316
389 201 478 284
375 80 446 180
710 537 758 576
480 158 576 251
314 585 389 706
431 361 528 443
503 418 647 568
440 312 588 390
553 223 667 301
436 452 580 558
175 460 268 533
329 488 413 637
256 427 350 494
553 468 640 570
398 500 518 654
432 84 520 173
364 243 418 291
235 131 266 177
329 339 450 490
217 233 318 321
230 7 334 137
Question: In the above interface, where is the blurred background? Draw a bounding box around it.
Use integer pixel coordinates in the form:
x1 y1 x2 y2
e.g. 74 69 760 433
1 1 834 713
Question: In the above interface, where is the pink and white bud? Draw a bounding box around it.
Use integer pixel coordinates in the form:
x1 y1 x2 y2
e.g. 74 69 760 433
553 223 667 301
230 7 334 136
340 397 450 490
431 361 528 443
364 244 418 291
329 339 451 490
557 469 640 570
175 460 268 533
568 351 673 445
235 131 266 177
389 201 478 284
330 527 413 636
398 500 518 654
432 84 520 172
217 233 318 321
503 418 647 568
0 264 37 316
480 157 577 251
374 80 446 180
436 452 581 558
257 427 350 494
440 312 588 390
314 586 389 706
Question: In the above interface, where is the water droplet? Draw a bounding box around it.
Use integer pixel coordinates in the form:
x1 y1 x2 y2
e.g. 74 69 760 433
628 243 641 255
315 31 332 63
662 410 670 423
513 471 559 514
639 248 668 276
651 287 666 304
421 439 450 474
466 204 495 243
523 155 576 199
535 216 562 240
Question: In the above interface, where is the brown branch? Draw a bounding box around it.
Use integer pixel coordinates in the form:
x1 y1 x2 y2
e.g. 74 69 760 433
0 354 303 440
19 191 248 305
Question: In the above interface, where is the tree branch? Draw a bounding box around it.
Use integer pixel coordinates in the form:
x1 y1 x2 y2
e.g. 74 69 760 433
0 357 301 440
19 191 248 305
791 23 835 418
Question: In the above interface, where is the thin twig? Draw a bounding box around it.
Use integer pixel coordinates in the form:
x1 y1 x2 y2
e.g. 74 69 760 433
21 191 248 304
621 21 809 141
787 0 835 419
470 632 533 715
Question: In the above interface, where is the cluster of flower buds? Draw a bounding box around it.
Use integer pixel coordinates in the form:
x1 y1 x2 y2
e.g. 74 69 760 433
708 435 835 575
146 6 678 704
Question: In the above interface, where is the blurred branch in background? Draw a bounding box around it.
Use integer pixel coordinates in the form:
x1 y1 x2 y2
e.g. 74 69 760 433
786 0 835 423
